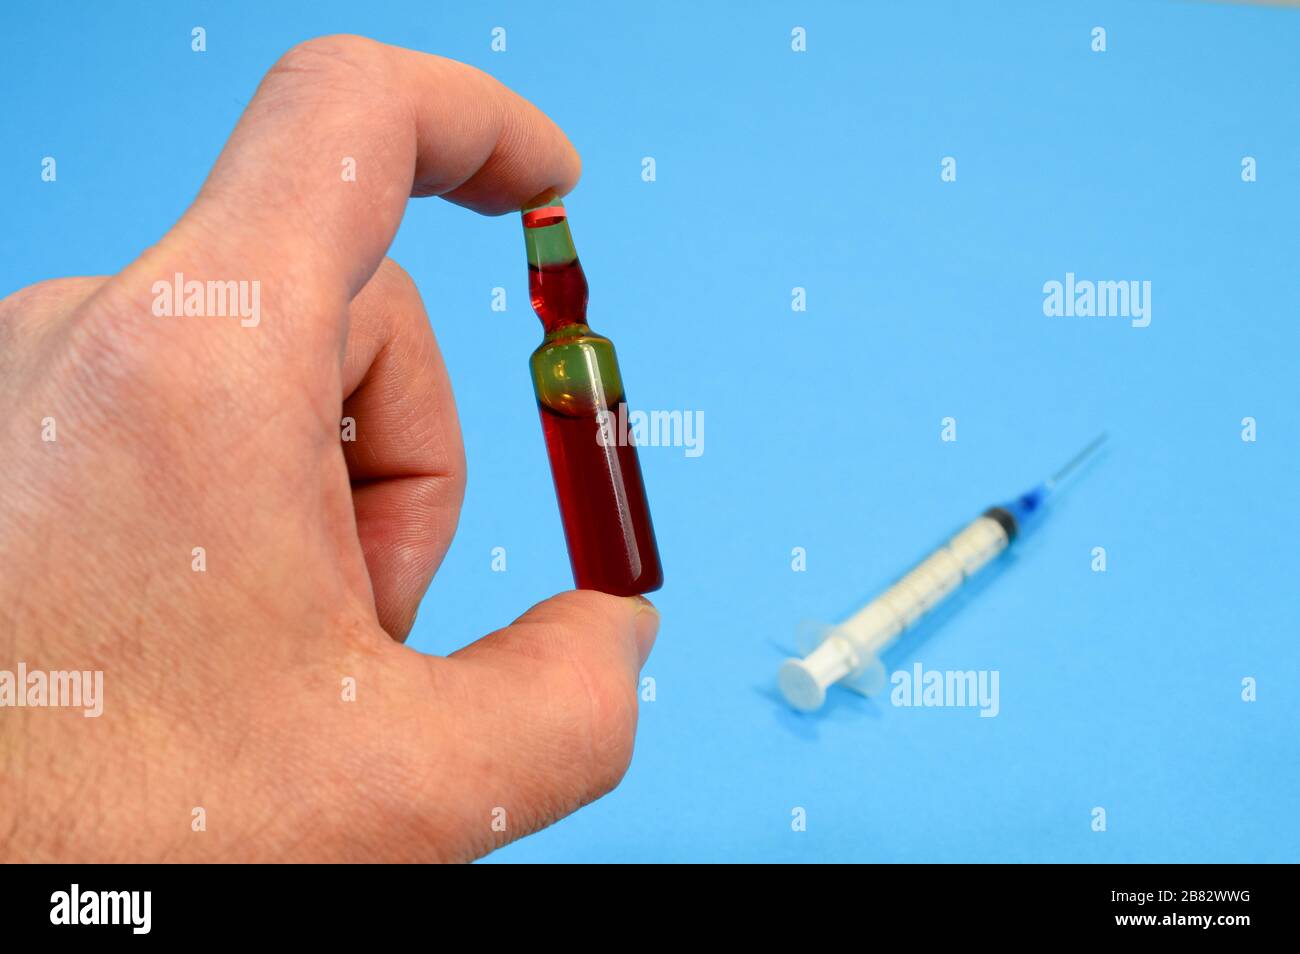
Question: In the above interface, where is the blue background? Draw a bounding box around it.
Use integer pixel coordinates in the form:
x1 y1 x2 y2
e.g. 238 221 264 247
2 1 1297 862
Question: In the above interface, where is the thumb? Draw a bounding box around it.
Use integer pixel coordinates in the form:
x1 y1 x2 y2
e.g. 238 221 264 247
424 591 659 851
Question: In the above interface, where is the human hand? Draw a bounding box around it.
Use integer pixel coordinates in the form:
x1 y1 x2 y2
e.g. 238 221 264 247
0 35 658 862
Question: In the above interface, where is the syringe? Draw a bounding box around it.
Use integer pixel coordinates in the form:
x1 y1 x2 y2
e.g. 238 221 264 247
778 436 1107 712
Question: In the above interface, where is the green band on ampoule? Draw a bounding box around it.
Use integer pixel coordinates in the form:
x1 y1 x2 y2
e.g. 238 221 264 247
522 190 579 268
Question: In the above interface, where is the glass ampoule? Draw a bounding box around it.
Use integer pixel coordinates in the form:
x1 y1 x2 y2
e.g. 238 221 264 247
521 190 663 596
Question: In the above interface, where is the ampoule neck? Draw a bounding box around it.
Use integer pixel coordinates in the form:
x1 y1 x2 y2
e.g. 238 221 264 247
541 318 593 340
528 255 590 334
522 191 593 335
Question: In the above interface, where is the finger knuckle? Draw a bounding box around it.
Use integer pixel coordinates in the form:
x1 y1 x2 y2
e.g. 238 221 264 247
375 257 419 298
265 35 392 97
0 277 103 325
43 283 212 440
373 260 429 329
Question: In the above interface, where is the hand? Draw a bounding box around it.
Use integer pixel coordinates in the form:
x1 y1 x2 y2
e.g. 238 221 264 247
0 35 659 862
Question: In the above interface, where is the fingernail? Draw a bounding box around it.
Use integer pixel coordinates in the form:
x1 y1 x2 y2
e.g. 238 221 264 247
627 595 659 668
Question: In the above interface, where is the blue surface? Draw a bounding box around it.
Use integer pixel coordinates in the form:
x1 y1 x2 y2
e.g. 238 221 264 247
3 1 1297 862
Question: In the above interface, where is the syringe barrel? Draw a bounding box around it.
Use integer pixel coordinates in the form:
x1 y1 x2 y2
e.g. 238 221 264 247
838 514 1010 657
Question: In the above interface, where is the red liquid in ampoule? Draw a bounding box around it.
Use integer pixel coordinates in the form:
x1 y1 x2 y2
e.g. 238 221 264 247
538 400 663 596
528 261 588 331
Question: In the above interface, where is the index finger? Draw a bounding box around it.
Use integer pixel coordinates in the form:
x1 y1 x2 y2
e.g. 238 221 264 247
109 34 579 346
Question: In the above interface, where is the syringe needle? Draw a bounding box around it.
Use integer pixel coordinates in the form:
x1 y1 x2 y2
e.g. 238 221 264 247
1045 433 1108 491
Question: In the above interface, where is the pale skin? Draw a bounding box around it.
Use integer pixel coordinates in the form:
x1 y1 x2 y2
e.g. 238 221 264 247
0 35 659 862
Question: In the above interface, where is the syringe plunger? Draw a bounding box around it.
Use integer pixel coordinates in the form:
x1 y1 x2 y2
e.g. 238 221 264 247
778 512 1011 712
